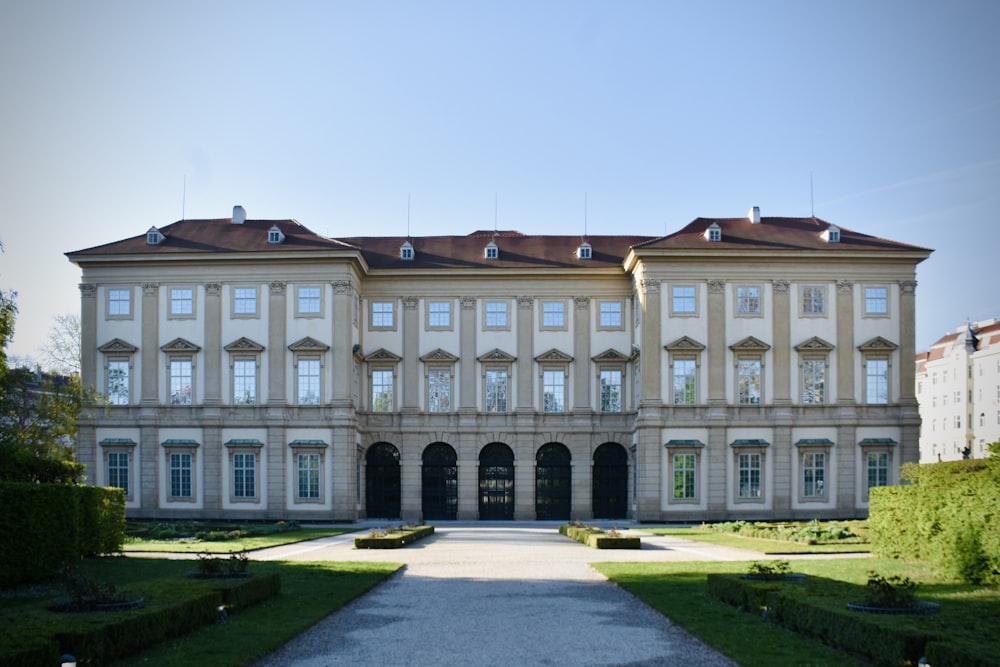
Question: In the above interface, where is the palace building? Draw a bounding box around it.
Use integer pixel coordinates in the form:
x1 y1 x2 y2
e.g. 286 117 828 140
67 206 931 522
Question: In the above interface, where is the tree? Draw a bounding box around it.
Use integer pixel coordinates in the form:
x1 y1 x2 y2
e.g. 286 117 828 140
40 312 81 376
0 291 88 483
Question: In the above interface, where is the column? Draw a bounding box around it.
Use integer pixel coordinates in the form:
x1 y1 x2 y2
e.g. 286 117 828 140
78 284 98 481
898 280 921 465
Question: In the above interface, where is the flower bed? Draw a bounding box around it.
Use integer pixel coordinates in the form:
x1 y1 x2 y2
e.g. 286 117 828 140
354 524 434 549
559 524 641 549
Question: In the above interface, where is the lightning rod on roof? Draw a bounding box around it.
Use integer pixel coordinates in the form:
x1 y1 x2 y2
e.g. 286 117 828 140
584 192 588 237
810 171 815 218
494 192 498 233
181 174 186 221
407 193 411 238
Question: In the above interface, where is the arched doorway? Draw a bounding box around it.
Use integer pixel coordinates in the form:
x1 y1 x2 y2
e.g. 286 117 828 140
365 442 401 519
479 443 514 520
592 442 628 519
535 442 571 520
422 442 458 520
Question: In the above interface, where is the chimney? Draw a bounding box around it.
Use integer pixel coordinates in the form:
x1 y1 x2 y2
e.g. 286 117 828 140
232 205 246 225
748 206 761 224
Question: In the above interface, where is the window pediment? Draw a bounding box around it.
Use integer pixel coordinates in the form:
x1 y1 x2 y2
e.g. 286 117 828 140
534 348 573 363
666 336 706 352
364 348 402 362
795 336 835 352
591 348 630 363
161 338 201 353
420 348 459 363
225 337 265 352
729 336 770 352
477 348 516 363
288 337 330 353
858 336 898 352
99 338 138 353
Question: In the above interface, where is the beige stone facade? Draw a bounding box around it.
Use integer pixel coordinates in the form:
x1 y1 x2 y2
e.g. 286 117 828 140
68 208 931 522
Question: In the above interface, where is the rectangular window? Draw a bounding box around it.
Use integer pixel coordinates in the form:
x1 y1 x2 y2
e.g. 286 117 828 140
372 301 394 328
866 451 889 491
169 359 192 405
233 287 257 315
298 358 320 405
169 452 192 498
485 369 508 413
233 359 256 405
428 301 451 328
371 369 394 412
233 452 256 498
108 288 131 317
672 359 697 405
865 286 888 315
801 286 825 315
297 286 321 315
599 301 622 328
542 301 565 328
737 452 761 498
106 359 130 405
297 453 320 499
671 286 696 315
599 369 622 412
672 453 696 499
170 288 193 316
427 368 451 412
736 286 761 314
485 301 508 328
107 452 129 495
801 358 826 404
802 452 826 498
737 358 762 405
542 369 565 413
866 358 889 404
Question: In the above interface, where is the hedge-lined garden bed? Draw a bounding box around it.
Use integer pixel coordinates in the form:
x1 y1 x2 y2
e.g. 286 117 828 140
559 524 640 549
354 524 434 549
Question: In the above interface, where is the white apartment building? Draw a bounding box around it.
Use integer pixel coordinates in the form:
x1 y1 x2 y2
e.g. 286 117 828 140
916 318 1000 462
67 206 931 522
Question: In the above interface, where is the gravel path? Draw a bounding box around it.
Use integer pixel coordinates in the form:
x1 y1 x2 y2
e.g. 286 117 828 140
249 523 749 667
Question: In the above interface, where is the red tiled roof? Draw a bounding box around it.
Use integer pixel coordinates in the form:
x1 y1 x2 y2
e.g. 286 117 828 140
633 216 932 253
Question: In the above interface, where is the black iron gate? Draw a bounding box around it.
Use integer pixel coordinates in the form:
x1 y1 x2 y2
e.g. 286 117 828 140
592 442 628 519
479 443 514 520
535 443 571 520
422 442 458 520
365 442 401 519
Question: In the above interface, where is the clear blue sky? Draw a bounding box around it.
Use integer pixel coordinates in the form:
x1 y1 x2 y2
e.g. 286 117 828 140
2 1 998 361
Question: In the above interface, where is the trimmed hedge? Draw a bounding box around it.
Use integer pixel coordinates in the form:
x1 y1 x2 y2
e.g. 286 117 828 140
559 525 641 549
0 482 126 586
2 573 280 667
869 455 1000 585
354 524 434 549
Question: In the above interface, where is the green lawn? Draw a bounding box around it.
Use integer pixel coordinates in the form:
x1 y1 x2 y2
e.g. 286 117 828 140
1 556 401 667
638 526 870 554
123 526 359 553
593 557 1000 667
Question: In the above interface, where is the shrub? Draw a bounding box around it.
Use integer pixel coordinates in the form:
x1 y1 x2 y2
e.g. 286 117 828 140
862 571 917 609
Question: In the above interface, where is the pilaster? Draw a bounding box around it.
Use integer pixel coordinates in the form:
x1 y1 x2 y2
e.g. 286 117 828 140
140 283 159 406
459 297 477 411
268 281 287 406
203 282 222 406
771 279 791 404
516 296 534 411
572 296 591 412
706 279 727 405
331 280 354 405
402 295 420 412
836 280 855 404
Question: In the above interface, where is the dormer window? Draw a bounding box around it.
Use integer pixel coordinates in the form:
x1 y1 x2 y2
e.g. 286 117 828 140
147 226 163 245
485 240 499 259
821 225 840 243
577 242 592 259
705 223 721 242
400 241 414 261
268 225 285 244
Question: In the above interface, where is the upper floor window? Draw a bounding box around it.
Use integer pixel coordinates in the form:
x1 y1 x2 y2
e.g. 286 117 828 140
865 358 889 404
106 359 131 405
541 368 566 413
232 287 257 317
801 286 826 316
232 359 257 405
705 223 721 242
672 358 697 405
170 288 194 317
169 358 193 405
371 369 395 412
736 286 761 316
485 369 509 413
427 301 452 329
107 288 131 318
146 226 163 245
671 286 696 316
268 225 285 244
296 286 322 316
296 358 321 405
484 300 509 329
541 300 566 329
577 242 591 259
737 358 762 405
864 286 888 316
801 358 827 404
371 301 395 329
598 300 623 330
599 369 623 412
427 368 452 413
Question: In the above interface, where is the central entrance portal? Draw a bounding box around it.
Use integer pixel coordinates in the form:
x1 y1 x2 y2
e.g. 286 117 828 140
478 443 514 520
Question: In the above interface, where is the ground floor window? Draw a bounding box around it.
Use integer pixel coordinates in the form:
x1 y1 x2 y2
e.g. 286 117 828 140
170 452 192 499
672 453 697 500
107 451 130 496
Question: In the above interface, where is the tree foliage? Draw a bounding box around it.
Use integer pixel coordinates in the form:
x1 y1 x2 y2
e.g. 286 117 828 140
39 312 81 376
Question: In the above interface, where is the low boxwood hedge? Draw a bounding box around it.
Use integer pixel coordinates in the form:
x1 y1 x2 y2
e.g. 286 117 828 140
354 524 434 549
559 525 641 549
